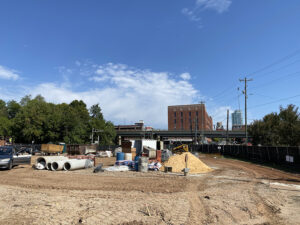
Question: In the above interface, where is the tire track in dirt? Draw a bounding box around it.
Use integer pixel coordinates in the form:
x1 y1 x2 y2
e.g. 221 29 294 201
204 157 300 183
248 181 285 225
206 158 289 224
185 179 207 225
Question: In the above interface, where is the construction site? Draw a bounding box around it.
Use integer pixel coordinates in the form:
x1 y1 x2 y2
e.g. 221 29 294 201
0 141 299 225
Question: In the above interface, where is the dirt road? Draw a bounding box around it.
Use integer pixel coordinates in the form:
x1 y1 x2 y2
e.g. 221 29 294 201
0 155 299 225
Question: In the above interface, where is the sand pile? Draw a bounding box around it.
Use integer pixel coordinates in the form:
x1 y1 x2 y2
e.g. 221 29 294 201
161 152 212 174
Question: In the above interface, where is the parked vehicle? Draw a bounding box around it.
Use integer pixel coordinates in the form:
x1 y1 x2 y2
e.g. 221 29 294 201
0 146 31 170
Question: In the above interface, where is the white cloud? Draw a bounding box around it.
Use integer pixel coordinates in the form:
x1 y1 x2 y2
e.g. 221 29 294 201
180 72 191 80
182 8 201 22
182 0 232 26
0 65 19 80
29 63 200 128
196 0 232 13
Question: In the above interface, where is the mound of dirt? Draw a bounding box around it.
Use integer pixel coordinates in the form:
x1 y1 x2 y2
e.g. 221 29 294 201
161 152 212 174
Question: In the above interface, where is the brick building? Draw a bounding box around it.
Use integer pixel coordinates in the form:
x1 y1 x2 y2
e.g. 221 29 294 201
168 104 213 131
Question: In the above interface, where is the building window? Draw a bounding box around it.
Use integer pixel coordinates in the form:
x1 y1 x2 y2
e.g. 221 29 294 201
189 111 191 117
197 125 199 130
174 119 176 124
174 112 176 117
189 118 191 124
181 112 183 117
196 111 198 117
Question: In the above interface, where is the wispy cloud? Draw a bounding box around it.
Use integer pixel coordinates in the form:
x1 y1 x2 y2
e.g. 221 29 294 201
182 0 232 27
0 65 20 80
196 0 232 13
180 72 191 80
182 8 201 22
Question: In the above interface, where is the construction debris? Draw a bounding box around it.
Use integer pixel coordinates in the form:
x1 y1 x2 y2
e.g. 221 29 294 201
93 163 104 173
104 165 130 172
161 152 213 174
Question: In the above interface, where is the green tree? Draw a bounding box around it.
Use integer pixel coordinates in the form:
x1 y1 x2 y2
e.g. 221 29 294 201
4 95 116 144
89 104 116 145
0 99 8 117
20 95 32 106
278 105 300 146
249 104 300 146
7 100 21 119
13 96 49 143
67 100 90 143
0 116 11 137
90 104 104 120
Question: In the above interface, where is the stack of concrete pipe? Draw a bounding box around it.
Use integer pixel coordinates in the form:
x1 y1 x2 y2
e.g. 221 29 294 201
35 156 93 171
35 156 67 170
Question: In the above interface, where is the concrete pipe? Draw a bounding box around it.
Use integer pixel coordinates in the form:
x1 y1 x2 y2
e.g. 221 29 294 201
63 159 94 171
51 160 67 171
35 156 67 170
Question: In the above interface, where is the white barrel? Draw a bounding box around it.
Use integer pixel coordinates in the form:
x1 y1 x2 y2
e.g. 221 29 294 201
138 157 148 173
124 153 132 160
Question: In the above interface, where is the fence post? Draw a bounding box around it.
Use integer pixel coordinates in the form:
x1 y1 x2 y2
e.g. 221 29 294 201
276 147 280 163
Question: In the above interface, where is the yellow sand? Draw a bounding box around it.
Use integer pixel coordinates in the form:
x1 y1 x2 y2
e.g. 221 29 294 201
161 152 213 174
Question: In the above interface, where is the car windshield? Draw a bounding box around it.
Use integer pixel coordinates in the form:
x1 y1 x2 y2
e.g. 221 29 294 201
0 148 13 155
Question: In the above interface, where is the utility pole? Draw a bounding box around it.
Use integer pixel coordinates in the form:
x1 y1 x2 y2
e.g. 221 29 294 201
194 117 198 144
239 77 253 144
91 128 104 144
226 109 229 145
200 101 205 144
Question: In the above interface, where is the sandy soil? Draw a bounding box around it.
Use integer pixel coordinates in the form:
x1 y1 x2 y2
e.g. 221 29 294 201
0 154 299 225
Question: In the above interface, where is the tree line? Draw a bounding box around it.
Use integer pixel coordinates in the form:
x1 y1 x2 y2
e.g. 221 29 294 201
249 104 300 146
0 95 116 144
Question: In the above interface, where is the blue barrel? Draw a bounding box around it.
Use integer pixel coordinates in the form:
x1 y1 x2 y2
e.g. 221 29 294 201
134 156 140 171
116 152 125 161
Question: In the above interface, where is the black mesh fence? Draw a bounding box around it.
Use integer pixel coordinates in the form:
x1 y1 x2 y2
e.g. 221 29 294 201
177 144 300 170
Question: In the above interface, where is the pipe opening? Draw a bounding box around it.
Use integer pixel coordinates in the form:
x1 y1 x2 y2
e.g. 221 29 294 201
52 162 58 170
36 157 46 165
47 162 52 170
64 162 71 171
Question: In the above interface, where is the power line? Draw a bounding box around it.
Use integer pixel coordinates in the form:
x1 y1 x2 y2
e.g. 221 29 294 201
253 93 276 100
247 49 300 78
249 70 300 91
208 83 238 102
253 59 300 80
248 94 300 109
209 49 300 103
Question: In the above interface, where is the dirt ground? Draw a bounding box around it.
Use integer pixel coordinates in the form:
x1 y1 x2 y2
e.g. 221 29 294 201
0 154 299 225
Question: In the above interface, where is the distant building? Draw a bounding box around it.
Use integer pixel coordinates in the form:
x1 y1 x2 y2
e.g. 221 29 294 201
168 103 213 131
232 110 243 127
216 122 224 131
115 120 144 131
232 125 245 131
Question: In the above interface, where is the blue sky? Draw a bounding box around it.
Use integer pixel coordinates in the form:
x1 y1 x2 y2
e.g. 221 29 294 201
0 0 300 128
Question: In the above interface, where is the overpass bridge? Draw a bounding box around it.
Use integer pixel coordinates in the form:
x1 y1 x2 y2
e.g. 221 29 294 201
116 130 248 141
